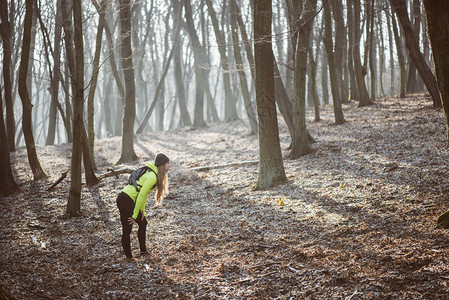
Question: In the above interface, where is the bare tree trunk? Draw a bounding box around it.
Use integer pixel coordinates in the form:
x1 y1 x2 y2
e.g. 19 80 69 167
321 51 330 105
63 57 73 142
353 0 373 107
368 0 376 101
230 0 257 134
172 0 191 128
346 0 358 100
391 12 406 98
103 69 114 136
253 0 286 190
290 0 317 158
273 54 294 141
330 0 348 102
390 0 441 108
323 0 345 124
64 0 83 216
174 37 191 127
184 0 207 128
18 0 47 181
0 0 15 151
308 45 320 122
136 43 177 134
86 0 106 168
205 0 238 122
0 82 18 197
117 0 138 163
406 0 420 94
233 0 255 82
46 0 63 146
423 0 449 143
385 2 395 96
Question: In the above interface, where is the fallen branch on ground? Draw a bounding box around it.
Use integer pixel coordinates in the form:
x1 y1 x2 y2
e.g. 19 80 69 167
46 171 69 192
189 160 258 172
99 167 134 179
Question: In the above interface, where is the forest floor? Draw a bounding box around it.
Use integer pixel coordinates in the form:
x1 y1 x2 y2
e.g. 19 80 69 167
2 95 449 299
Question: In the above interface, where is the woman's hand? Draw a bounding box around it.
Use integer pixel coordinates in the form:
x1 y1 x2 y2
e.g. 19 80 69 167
128 217 136 225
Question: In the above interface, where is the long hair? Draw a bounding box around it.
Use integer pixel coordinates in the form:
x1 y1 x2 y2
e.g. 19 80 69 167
155 163 169 206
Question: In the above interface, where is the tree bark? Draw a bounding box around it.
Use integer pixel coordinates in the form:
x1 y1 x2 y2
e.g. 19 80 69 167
65 0 83 216
391 12 406 98
273 54 294 140
368 0 376 101
406 0 420 94
230 0 257 134
308 45 320 122
253 0 286 190
184 0 207 128
352 0 373 107
0 82 18 198
46 0 63 146
330 0 348 102
323 0 345 124
423 0 449 143
346 0 358 100
117 0 138 163
390 0 442 108
167 2 189 129
86 0 106 168
385 3 395 96
290 0 317 158
205 0 238 122
18 0 47 181
174 37 191 127
0 0 16 151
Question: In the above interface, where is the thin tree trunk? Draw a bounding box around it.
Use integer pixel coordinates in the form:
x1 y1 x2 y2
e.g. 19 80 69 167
353 0 373 107
390 0 441 108
230 0 257 134
117 0 138 163
346 0 358 100
171 0 191 127
368 0 376 101
406 0 420 94
308 45 320 122
103 69 113 136
86 0 106 168
184 0 207 128
273 54 294 142
386 2 395 96
290 0 317 158
378 18 386 97
205 0 237 122
18 0 47 181
174 37 191 127
321 51 330 105
233 0 255 82
391 12 406 98
46 0 63 146
64 0 83 216
63 57 73 142
330 0 347 102
323 0 345 124
136 42 177 134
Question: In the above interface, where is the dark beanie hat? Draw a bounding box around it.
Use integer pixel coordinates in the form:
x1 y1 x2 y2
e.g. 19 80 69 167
154 153 169 167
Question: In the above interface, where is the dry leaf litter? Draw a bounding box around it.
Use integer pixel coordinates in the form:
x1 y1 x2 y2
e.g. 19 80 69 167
1 95 449 299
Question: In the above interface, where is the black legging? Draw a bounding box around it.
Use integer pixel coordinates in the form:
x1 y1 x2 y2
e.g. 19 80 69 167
116 192 148 258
